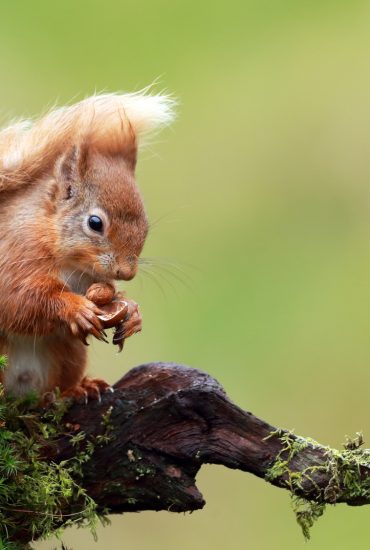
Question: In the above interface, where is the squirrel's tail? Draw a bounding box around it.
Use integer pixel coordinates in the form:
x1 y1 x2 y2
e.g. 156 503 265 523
0 90 176 193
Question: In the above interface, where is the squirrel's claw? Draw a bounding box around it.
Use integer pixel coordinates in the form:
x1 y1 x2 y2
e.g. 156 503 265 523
89 325 109 343
113 321 125 350
111 301 142 351
62 377 110 403
68 298 109 344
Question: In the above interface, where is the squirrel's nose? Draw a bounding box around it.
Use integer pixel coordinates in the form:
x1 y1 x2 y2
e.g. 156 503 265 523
116 266 136 281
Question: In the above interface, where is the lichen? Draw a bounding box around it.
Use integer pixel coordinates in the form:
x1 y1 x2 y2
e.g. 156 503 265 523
265 428 370 540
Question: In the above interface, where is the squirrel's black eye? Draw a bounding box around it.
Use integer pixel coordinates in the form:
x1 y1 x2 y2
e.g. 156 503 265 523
88 215 103 233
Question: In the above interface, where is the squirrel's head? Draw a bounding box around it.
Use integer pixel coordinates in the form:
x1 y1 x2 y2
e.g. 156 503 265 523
53 144 149 281
33 91 177 282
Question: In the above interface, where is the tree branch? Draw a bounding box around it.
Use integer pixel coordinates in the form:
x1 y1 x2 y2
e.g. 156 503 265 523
11 362 370 544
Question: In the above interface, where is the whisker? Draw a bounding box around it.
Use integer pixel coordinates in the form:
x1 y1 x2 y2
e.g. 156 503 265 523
139 256 199 274
76 269 87 291
91 262 99 278
139 263 190 298
143 263 193 292
154 269 181 298
147 205 191 233
139 267 168 299
148 214 182 232
133 271 145 292
59 268 80 296
138 257 196 292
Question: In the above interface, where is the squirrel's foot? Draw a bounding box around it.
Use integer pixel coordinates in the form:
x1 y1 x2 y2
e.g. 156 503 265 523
62 377 112 404
112 298 142 352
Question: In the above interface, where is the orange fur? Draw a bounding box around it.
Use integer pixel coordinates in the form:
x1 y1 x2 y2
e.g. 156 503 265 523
0 91 175 397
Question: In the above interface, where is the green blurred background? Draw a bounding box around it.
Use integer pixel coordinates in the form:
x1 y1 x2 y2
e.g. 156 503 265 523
2 0 370 547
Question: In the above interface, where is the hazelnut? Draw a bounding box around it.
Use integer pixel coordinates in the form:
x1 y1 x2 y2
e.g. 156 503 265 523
86 282 115 306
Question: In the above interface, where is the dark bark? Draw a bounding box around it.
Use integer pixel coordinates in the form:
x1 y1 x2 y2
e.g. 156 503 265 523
13 362 370 544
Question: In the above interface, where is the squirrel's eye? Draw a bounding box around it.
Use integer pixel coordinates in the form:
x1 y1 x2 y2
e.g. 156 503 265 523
88 215 104 233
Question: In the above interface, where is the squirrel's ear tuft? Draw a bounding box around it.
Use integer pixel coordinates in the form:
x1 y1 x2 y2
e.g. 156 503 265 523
55 144 88 184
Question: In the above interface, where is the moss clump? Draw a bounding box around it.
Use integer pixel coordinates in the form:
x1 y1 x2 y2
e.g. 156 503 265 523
291 496 325 540
0 355 107 549
265 429 370 540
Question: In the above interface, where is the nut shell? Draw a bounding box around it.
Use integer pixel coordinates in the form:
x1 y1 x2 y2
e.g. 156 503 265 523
97 300 128 329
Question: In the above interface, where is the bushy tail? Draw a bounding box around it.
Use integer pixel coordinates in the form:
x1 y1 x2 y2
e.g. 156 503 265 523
0 91 176 193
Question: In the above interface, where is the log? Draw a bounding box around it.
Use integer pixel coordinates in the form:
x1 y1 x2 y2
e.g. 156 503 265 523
10 362 370 544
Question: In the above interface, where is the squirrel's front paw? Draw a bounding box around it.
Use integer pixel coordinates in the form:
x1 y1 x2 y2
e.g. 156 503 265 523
112 298 142 352
62 295 107 345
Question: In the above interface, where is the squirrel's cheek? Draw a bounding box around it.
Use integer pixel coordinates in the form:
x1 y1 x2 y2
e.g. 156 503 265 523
64 247 102 269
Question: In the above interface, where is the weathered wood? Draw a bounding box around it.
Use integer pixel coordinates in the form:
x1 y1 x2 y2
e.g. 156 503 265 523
12 362 370 544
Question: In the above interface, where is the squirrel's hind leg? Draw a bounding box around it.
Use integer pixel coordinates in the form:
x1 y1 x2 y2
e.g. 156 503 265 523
51 334 111 403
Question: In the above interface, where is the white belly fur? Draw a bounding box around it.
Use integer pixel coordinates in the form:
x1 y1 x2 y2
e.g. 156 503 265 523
4 335 51 395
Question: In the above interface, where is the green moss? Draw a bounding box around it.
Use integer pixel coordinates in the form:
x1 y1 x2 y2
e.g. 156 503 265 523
291 496 325 540
264 430 309 484
0 357 106 547
95 405 115 446
265 429 370 540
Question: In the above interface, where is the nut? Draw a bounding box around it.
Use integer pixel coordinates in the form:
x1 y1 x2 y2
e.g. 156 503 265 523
86 282 115 306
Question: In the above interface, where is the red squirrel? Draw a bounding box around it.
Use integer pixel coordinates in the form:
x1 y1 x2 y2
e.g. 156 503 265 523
0 91 175 399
